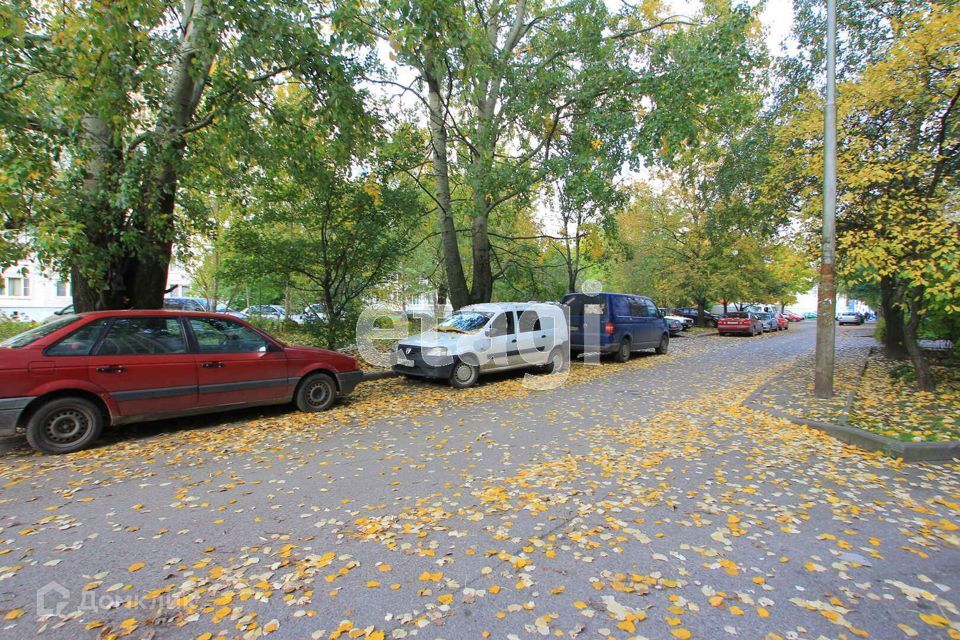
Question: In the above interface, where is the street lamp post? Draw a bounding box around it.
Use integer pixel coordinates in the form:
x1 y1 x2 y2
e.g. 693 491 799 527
814 0 838 398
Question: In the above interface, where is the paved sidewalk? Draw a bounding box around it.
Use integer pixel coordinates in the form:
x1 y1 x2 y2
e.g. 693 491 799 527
745 327 876 427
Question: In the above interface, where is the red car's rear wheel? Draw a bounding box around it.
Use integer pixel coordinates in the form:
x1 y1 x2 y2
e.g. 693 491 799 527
26 397 104 454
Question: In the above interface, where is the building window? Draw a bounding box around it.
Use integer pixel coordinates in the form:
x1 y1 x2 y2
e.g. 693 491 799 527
5 278 22 297
56 281 70 297
3 267 30 297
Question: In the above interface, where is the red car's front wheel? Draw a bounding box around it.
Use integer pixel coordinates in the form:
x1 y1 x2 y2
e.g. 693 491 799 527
296 373 337 412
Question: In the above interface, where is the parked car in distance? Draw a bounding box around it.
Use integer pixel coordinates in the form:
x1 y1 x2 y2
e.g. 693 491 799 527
563 292 670 362
301 303 328 324
242 304 291 322
665 317 684 336
754 312 779 332
0 311 363 454
838 311 865 325
392 302 568 388
783 311 804 322
163 297 208 312
672 307 719 327
211 303 247 318
660 308 694 331
717 312 763 336
774 312 789 331
803 312 818 319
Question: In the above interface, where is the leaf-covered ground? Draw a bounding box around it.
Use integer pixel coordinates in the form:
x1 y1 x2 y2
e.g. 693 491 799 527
1 324 959 640
848 352 960 442
750 326 960 442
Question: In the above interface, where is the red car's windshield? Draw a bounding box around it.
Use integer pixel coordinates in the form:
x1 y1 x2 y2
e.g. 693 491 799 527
0 315 81 349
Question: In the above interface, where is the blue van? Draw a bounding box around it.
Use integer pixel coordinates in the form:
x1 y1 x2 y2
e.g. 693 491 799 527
561 292 670 361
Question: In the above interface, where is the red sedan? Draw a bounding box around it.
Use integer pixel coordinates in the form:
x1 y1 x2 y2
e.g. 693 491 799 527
774 312 790 331
717 312 764 336
0 311 363 454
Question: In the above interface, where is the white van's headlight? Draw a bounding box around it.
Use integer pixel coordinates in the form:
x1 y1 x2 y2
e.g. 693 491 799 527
422 346 449 358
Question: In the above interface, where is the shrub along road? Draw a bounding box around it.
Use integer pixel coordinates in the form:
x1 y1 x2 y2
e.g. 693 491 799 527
1 322 958 640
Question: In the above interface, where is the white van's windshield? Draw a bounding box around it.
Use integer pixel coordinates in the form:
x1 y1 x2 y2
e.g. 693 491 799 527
437 311 492 334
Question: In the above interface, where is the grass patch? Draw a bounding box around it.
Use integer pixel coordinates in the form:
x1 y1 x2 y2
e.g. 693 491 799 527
749 343 960 444
847 352 960 442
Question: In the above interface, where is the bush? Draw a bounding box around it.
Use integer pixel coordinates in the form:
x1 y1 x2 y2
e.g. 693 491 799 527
0 321 38 341
873 316 886 343
888 362 916 383
919 307 960 342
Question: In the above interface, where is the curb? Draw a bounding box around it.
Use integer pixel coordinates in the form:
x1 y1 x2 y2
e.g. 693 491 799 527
361 370 400 382
742 348 960 463
679 330 718 338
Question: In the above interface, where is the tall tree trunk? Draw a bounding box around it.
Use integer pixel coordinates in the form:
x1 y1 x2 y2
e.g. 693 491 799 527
469 208 493 303
211 249 220 312
74 115 130 311
71 0 213 311
903 287 935 391
567 261 577 295
131 0 212 308
436 282 447 306
129 168 176 309
880 275 907 359
424 67 469 310
696 297 707 327
323 286 337 349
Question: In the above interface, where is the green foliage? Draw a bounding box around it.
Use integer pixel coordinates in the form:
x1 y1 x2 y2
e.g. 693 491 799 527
613 179 814 310
2 0 371 308
0 321 37 342
217 88 426 348
919 308 960 343
344 0 768 307
772 0 959 389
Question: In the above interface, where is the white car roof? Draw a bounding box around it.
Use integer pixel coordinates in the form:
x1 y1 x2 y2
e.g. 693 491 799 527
460 302 550 313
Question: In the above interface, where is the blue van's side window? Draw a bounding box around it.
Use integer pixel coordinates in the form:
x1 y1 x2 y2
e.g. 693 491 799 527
613 296 631 317
629 298 648 317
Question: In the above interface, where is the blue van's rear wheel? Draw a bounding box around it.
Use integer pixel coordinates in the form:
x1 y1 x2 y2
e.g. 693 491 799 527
613 338 631 363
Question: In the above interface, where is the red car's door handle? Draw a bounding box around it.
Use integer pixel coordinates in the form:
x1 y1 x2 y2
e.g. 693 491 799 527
96 365 125 374
202 361 225 369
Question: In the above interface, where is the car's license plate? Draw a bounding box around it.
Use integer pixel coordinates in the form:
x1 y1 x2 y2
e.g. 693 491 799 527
396 357 414 367
570 326 579 331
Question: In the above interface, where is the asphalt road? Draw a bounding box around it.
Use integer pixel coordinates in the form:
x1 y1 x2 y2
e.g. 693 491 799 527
1 322 959 640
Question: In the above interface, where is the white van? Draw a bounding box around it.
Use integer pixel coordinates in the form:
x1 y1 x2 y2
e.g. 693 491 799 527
391 302 568 388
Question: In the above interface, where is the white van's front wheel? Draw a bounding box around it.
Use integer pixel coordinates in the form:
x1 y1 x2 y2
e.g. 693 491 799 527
449 360 480 389
541 348 567 374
